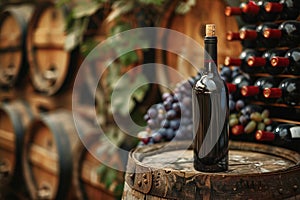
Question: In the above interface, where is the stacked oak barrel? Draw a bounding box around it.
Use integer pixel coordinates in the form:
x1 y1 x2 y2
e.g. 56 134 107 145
0 1 123 200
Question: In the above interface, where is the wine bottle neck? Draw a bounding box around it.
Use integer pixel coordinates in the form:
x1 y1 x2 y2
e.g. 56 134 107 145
224 57 242 66
247 56 266 67
256 130 275 141
264 28 282 39
225 6 242 16
231 125 244 135
265 2 283 13
242 1 260 14
271 57 290 67
204 36 218 75
240 30 257 40
226 31 240 41
263 88 282 98
241 85 260 97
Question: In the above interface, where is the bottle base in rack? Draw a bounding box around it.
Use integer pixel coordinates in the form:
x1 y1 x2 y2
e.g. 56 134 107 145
193 154 228 172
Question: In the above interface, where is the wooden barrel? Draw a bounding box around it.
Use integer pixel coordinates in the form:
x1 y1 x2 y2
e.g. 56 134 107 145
0 100 34 187
73 133 125 200
122 141 300 200
0 5 33 88
156 0 242 91
26 2 78 95
22 110 80 200
0 88 16 103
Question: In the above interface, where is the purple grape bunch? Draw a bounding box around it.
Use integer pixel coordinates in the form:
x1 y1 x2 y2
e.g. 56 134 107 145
138 75 201 146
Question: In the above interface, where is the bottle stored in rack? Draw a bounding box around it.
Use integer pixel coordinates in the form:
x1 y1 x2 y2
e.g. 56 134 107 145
227 25 257 49
227 74 252 100
241 77 281 102
256 124 300 152
265 0 300 20
270 47 300 75
225 2 259 24
263 78 300 106
247 48 287 75
224 49 263 74
239 23 279 49
244 1 280 22
225 0 283 24
263 20 300 48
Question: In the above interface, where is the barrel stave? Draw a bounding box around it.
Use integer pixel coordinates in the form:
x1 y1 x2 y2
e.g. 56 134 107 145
0 100 34 187
22 110 79 200
0 5 33 87
123 141 300 200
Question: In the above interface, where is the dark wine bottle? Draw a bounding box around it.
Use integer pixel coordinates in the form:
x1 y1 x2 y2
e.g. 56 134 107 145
192 24 229 172
227 25 257 49
225 2 259 24
243 1 280 22
224 49 263 74
263 21 300 48
225 0 280 24
228 73 252 100
241 77 280 101
263 78 300 106
240 23 279 49
264 0 300 20
256 124 300 152
270 48 300 75
247 49 287 75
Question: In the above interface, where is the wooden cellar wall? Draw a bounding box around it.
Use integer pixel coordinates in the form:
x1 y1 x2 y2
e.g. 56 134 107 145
0 0 300 199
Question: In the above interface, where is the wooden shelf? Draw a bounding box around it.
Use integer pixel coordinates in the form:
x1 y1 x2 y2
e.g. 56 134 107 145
271 118 300 125
250 101 300 109
250 73 300 79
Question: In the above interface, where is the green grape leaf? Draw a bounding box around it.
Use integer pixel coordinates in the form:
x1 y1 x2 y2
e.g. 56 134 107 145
105 169 117 189
119 51 139 66
109 22 132 36
64 17 89 51
106 1 134 22
138 0 166 5
133 84 149 102
55 0 71 7
111 92 135 116
80 39 99 57
112 74 149 116
64 31 78 51
132 75 149 102
107 63 121 90
95 0 109 3
73 2 101 18
97 164 107 178
114 184 124 197
175 0 196 15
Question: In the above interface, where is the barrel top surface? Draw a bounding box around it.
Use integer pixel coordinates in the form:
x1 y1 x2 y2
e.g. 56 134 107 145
133 141 300 175
141 148 294 174
124 141 300 199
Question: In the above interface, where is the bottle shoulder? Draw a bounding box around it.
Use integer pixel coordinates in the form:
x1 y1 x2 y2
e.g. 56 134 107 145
194 74 226 93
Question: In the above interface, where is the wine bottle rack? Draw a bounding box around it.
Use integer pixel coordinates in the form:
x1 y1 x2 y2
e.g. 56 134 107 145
225 1 300 135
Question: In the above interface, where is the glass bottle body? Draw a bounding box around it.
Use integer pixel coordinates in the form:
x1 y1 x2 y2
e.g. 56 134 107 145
193 27 229 172
264 78 300 105
193 72 229 172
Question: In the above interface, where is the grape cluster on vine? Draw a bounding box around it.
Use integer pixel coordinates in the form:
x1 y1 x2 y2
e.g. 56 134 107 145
137 74 201 146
